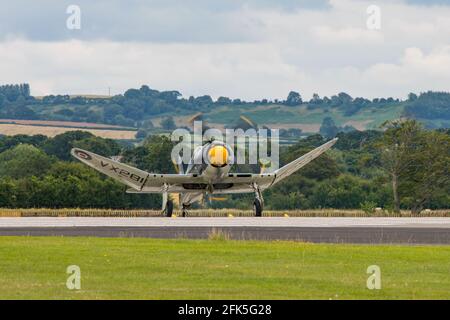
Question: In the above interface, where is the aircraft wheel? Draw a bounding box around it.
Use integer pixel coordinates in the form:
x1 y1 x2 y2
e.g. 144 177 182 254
164 200 173 217
253 199 262 217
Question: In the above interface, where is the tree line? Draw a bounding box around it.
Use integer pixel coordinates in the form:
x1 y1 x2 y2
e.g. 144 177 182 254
0 120 447 212
0 83 448 130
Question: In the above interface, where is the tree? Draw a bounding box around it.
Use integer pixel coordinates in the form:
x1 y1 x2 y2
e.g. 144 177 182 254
139 85 158 97
160 116 176 130
338 92 353 104
408 92 418 102
123 135 176 174
0 144 53 178
104 103 123 122
319 117 339 139
140 119 154 129
310 93 322 104
378 120 423 212
22 83 30 97
0 178 17 207
72 136 121 158
55 108 74 117
400 130 449 213
216 96 232 105
124 88 141 99
308 175 375 209
285 91 302 106
0 134 48 153
136 129 148 139
194 95 213 107
42 131 94 161
404 91 450 121
159 91 181 103
11 105 37 119
113 115 135 127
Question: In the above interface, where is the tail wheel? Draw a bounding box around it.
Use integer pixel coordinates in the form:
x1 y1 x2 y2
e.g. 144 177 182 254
164 200 174 217
253 199 262 217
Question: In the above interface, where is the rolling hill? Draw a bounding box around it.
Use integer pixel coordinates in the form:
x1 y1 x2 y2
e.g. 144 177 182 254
0 84 449 139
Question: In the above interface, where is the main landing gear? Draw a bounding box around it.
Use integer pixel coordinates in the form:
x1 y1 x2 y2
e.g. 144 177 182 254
163 199 174 217
252 183 263 217
162 187 173 217
162 199 188 217
181 204 189 217
253 198 262 217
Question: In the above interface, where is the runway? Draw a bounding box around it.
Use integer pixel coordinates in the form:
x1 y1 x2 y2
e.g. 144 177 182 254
0 217 449 244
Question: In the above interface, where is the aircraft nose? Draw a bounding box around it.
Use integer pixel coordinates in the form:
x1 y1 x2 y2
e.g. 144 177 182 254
208 145 229 167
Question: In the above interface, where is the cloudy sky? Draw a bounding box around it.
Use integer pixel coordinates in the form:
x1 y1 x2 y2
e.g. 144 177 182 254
1 0 450 100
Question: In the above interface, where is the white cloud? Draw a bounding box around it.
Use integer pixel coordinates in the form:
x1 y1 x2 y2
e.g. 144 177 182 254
312 26 384 44
363 46 450 90
0 39 308 99
1 0 450 100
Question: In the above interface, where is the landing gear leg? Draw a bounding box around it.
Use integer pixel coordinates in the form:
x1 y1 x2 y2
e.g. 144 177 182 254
181 204 189 217
252 183 264 217
253 198 262 217
163 200 173 217
162 190 173 217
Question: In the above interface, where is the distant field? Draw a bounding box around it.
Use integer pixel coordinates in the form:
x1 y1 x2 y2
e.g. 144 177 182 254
34 94 111 100
0 237 448 299
0 123 136 139
0 119 130 129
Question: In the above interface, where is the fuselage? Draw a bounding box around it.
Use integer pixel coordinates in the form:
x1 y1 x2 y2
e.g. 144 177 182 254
186 140 233 182
181 140 234 206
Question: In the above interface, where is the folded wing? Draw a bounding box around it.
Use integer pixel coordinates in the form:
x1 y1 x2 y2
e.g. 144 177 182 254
271 138 338 185
71 138 337 194
71 148 151 190
71 148 218 193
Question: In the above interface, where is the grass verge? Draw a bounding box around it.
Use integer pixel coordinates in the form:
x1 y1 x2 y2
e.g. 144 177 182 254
0 236 448 299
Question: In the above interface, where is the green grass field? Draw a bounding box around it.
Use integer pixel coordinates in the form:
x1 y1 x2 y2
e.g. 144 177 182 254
0 237 448 299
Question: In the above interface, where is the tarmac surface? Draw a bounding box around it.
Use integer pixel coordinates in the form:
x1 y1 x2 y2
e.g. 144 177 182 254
0 217 449 244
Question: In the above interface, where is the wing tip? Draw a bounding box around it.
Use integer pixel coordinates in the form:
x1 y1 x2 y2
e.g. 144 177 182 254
71 148 93 161
71 147 84 154
325 137 338 148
